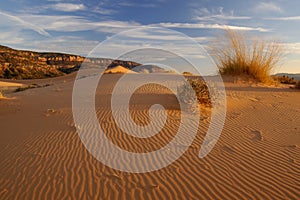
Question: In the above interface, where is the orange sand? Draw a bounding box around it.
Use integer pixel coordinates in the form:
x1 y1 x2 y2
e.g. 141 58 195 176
0 74 299 199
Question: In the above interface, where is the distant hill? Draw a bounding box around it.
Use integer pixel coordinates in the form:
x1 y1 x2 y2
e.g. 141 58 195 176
129 65 170 73
106 63 172 74
104 65 138 74
274 73 300 81
0 45 140 79
0 45 179 79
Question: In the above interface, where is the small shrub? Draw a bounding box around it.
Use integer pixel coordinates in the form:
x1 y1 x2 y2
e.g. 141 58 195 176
177 78 218 111
0 91 4 98
182 71 193 76
273 75 297 84
14 83 51 92
15 84 37 92
210 29 284 83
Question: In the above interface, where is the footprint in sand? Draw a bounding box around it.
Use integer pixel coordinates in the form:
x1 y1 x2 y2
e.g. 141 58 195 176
272 94 282 98
221 145 236 153
286 144 299 149
44 108 61 117
250 130 264 141
229 112 241 119
141 185 160 191
248 97 260 102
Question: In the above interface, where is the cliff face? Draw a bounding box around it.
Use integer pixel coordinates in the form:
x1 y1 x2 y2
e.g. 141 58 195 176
0 45 140 79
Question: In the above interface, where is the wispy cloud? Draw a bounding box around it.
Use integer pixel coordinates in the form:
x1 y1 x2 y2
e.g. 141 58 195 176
50 3 86 12
107 28 209 42
2 10 268 37
156 22 269 32
91 7 116 15
24 2 115 15
282 42 300 55
0 30 25 45
0 9 269 58
117 2 157 8
255 2 283 13
195 15 250 21
115 0 168 8
26 36 99 56
88 28 211 69
266 16 300 21
194 7 251 21
0 10 50 36
18 14 141 34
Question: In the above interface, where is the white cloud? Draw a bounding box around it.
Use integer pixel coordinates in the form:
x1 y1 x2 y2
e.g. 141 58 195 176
17 14 140 33
156 22 269 32
0 10 50 36
27 36 99 56
117 2 156 8
0 11 270 58
0 8 269 39
1 33 98 56
282 42 300 55
194 8 210 16
255 2 283 13
22 2 114 15
194 7 251 21
87 32 210 68
106 28 210 43
0 31 25 45
51 3 86 12
266 16 300 21
195 15 250 21
92 7 116 15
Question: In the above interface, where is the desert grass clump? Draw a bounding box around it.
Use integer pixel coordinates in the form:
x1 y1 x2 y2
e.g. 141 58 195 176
272 75 297 85
177 78 218 111
210 29 284 83
14 83 51 92
182 71 193 76
0 91 4 98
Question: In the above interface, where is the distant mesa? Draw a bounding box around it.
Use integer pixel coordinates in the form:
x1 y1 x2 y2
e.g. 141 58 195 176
0 45 179 80
0 45 86 79
0 45 139 79
131 65 170 74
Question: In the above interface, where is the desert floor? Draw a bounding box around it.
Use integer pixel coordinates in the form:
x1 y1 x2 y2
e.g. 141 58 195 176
0 73 299 199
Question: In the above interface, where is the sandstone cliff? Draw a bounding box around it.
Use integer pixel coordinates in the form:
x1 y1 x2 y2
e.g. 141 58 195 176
0 45 140 79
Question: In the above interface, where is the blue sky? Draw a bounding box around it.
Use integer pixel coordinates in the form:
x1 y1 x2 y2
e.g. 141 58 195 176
0 0 299 73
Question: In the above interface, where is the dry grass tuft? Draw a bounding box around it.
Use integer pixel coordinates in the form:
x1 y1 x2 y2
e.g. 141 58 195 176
177 78 218 112
182 71 193 76
210 29 284 83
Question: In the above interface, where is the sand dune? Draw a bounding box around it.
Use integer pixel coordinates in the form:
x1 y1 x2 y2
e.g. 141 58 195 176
0 74 299 199
0 81 24 99
104 65 138 74
0 81 23 87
